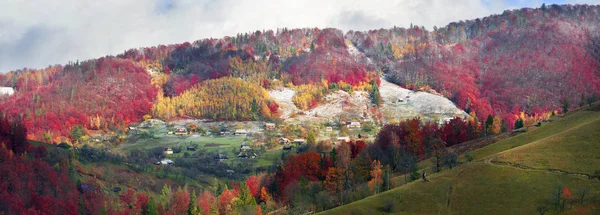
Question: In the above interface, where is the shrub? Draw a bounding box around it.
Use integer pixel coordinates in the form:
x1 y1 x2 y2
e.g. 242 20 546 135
58 142 71 149
464 152 474 162
382 199 397 212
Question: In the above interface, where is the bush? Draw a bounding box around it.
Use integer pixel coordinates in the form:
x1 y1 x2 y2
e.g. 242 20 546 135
464 152 474 162
57 142 71 149
382 199 397 212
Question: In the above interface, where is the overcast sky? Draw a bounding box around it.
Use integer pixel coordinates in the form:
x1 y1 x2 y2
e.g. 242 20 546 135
0 0 598 73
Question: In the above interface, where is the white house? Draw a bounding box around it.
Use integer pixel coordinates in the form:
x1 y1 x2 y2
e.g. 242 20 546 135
293 139 306 144
164 148 173 155
156 159 174 165
0 87 14 96
235 129 248 135
347 122 361 129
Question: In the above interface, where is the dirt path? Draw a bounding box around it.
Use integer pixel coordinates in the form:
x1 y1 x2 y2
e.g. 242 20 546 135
484 155 595 180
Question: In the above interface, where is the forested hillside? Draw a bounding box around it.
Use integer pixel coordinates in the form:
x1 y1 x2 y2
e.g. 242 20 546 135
347 4 600 126
1 4 599 141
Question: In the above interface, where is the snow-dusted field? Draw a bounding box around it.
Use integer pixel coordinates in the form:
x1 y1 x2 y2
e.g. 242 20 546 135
268 78 467 125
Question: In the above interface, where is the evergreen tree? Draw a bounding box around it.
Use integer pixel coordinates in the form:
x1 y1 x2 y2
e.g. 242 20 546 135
238 183 256 207
370 80 381 106
330 147 338 164
188 190 197 215
561 98 570 113
485 115 494 135
145 197 158 215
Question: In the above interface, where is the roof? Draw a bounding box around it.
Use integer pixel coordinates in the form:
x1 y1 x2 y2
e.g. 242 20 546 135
265 123 275 126
240 146 252 150
293 139 305 142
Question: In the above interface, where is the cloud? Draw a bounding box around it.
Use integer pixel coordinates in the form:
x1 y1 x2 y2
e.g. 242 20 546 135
0 0 597 73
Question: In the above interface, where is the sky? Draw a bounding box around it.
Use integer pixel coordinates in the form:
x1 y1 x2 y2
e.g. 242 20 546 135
0 0 598 73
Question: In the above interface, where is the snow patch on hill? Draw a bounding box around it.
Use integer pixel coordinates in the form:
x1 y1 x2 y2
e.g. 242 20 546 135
268 79 467 125
379 78 467 123
268 88 299 119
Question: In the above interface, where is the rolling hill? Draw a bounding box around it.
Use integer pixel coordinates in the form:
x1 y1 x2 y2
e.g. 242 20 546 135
320 104 600 214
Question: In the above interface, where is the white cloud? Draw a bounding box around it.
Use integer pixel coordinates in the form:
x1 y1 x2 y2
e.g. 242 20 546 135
0 0 597 73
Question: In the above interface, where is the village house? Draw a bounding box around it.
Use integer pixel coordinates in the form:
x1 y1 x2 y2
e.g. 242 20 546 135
164 148 173 155
155 159 174 165
347 121 361 129
265 123 276 130
358 133 369 139
279 137 290 145
293 139 306 144
240 145 252 152
237 152 248 159
234 129 248 135
174 127 188 135
283 145 293 150
187 145 197 151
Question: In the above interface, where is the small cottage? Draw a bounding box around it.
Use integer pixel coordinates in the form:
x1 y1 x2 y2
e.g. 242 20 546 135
155 159 174 165
174 127 188 135
325 127 333 132
265 123 276 130
237 152 248 159
187 145 197 151
283 145 293 150
164 148 173 155
347 122 361 129
358 134 369 139
235 129 248 135
240 145 252 151
293 139 306 144
279 137 290 145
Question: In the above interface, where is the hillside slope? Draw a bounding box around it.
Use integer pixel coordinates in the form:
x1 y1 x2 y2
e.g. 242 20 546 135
321 105 600 214
1 4 599 142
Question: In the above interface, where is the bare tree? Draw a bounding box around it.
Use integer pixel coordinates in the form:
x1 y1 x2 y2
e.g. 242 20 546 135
576 187 589 204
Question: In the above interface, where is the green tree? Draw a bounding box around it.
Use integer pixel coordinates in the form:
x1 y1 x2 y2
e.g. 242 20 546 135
370 80 381 106
71 125 84 143
329 147 337 164
307 130 316 145
237 183 256 207
188 190 198 215
485 115 494 135
561 98 570 114
145 197 158 215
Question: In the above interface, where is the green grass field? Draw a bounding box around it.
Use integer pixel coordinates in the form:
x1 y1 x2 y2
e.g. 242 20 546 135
321 106 600 214
494 117 600 175
114 135 245 155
